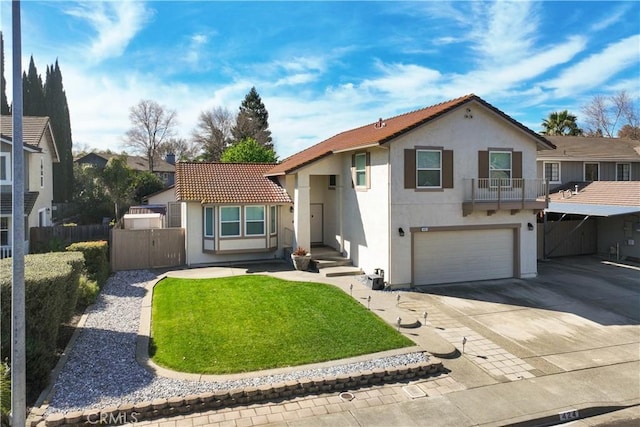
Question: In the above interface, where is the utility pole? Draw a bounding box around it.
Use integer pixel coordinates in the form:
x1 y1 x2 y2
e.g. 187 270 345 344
11 1 26 426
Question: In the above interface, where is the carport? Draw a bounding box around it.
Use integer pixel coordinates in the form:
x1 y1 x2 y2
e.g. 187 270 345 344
542 202 640 260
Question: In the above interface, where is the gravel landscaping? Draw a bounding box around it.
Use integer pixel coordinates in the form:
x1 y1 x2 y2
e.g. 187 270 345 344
46 270 430 414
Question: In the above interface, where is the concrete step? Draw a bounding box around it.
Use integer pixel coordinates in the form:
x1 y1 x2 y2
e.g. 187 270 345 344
322 266 364 277
313 258 353 269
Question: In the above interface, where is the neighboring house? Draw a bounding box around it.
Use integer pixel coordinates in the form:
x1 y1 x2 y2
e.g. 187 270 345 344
142 185 181 228
537 136 640 189
75 151 176 186
536 136 640 261
175 163 292 266
177 94 555 286
0 115 60 256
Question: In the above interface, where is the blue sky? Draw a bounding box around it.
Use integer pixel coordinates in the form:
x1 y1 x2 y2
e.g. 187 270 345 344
1 1 639 158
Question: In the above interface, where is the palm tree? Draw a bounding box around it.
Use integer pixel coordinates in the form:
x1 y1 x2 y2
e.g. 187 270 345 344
541 110 582 136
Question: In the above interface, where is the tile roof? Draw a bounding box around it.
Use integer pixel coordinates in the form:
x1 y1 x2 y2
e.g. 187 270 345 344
267 94 554 176
548 181 640 207
175 162 292 204
538 136 640 161
0 115 51 152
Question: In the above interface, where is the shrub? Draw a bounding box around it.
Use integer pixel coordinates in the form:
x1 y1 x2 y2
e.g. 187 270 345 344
66 241 110 287
0 252 84 394
77 275 99 308
0 362 9 426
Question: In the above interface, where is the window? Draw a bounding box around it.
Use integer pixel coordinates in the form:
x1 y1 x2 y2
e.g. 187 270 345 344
269 205 277 235
489 151 512 186
220 206 240 237
617 163 631 181
544 162 560 183
0 217 8 246
416 150 441 188
354 153 367 187
40 157 45 188
203 206 214 238
584 163 599 181
0 153 10 183
328 175 336 188
245 206 265 236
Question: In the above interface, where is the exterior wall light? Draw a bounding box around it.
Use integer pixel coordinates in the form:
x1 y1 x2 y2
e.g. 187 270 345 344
398 227 405 236
527 222 534 231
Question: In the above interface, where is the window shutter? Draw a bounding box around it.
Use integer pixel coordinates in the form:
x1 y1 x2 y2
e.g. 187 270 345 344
478 150 489 179
442 150 454 189
478 150 489 189
404 149 416 189
351 154 355 188
513 151 522 179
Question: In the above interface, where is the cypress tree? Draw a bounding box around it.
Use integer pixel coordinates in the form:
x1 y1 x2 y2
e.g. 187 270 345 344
231 86 273 148
0 32 9 115
23 56 46 116
45 60 74 202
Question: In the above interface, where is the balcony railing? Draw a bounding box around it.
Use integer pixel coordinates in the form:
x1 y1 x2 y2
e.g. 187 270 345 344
462 178 549 216
464 178 548 202
0 240 30 259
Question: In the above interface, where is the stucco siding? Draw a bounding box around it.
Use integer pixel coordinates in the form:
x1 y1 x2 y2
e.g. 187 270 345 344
388 102 540 285
28 133 55 227
340 149 390 277
597 215 640 260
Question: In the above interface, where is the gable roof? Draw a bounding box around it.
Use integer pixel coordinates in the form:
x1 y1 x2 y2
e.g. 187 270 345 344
75 151 175 172
175 162 292 204
0 115 59 159
538 136 640 162
266 94 554 176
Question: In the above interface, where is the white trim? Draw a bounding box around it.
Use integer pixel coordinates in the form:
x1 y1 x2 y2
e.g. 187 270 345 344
244 205 266 237
333 143 381 154
219 206 241 237
269 205 277 236
583 162 600 181
416 149 442 188
38 207 48 227
543 161 561 184
203 206 215 238
0 152 11 184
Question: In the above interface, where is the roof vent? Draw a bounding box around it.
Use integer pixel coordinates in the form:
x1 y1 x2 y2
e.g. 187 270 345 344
374 118 386 129
573 184 579 195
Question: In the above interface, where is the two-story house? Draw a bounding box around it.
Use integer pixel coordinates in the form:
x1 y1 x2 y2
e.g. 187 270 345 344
75 151 176 187
536 136 640 261
177 95 554 286
0 116 60 257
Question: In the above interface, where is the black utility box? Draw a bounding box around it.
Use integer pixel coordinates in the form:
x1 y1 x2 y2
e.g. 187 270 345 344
365 274 384 290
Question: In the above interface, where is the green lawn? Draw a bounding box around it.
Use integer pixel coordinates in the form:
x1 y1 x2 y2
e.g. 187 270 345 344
150 275 413 374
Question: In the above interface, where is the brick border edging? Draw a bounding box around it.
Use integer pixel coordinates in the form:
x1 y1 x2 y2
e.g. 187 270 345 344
30 358 444 426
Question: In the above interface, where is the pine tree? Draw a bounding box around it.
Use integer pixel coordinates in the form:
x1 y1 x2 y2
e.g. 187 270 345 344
0 32 10 115
45 60 74 202
23 56 46 116
231 87 273 148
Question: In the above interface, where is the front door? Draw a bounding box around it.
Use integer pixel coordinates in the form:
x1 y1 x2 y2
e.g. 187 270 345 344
310 203 323 244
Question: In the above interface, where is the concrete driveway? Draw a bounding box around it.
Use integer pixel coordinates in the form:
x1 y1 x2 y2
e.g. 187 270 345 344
415 256 640 375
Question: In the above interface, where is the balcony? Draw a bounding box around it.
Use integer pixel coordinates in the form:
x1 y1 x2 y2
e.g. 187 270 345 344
463 178 549 217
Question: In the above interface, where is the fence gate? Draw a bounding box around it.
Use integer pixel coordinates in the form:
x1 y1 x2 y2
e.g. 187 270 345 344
111 228 185 271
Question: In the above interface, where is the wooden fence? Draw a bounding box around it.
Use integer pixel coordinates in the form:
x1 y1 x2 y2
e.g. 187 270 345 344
110 228 185 271
30 224 111 253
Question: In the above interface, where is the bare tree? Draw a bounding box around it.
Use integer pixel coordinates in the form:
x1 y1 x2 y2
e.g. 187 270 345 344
158 137 200 161
124 99 178 171
582 91 639 137
192 106 235 161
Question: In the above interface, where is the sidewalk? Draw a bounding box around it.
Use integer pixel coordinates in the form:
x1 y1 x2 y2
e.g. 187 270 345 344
129 265 639 426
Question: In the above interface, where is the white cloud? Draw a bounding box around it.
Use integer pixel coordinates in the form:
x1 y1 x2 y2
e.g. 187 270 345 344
542 34 640 97
590 4 630 32
63 1 150 63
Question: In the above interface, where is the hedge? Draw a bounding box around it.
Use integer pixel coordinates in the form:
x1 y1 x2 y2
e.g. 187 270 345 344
0 252 84 393
66 240 110 287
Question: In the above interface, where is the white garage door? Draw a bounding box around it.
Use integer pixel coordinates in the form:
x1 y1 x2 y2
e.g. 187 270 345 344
413 228 514 285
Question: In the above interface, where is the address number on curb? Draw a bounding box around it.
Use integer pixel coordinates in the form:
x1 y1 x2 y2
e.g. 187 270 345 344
558 409 579 421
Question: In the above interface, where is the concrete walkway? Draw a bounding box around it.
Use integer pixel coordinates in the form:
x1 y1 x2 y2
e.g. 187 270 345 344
127 262 639 426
